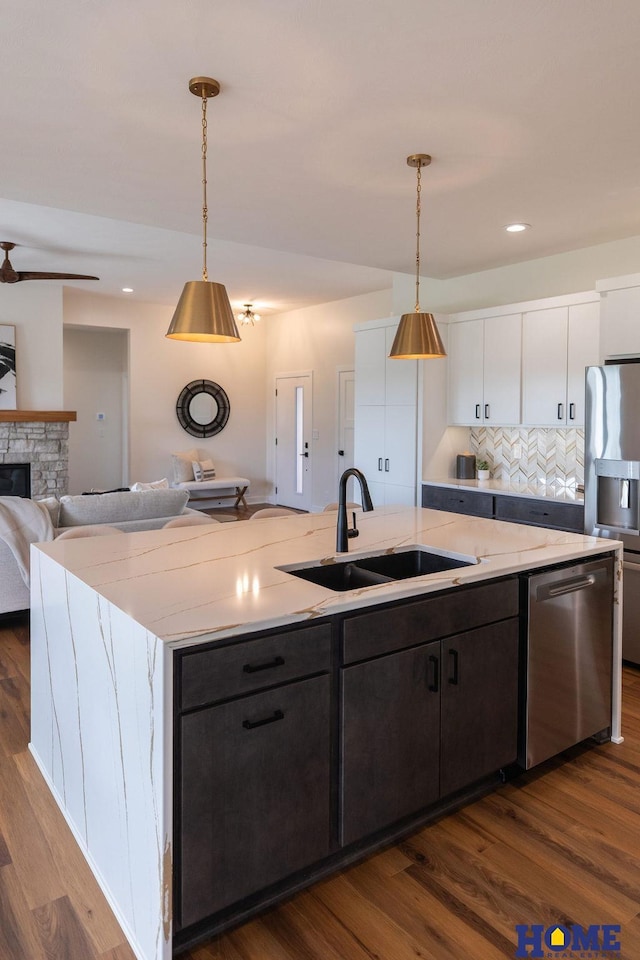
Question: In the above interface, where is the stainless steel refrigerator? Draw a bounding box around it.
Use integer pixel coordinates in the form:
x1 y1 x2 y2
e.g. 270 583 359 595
585 361 640 664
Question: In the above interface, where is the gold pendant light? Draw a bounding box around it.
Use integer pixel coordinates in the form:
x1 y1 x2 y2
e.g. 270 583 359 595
166 77 241 343
389 154 446 360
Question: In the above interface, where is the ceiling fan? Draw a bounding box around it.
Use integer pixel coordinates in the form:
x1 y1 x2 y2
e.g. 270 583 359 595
0 242 99 284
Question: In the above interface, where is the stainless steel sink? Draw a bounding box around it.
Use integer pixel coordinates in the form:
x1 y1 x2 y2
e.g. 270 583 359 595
280 547 477 592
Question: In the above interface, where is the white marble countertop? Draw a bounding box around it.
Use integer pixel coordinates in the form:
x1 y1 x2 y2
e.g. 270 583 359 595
33 506 616 647
423 477 585 504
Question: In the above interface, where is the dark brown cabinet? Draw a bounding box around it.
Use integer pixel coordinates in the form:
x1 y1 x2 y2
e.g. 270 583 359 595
340 614 519 845
422 483 584 533
439 619 519 796
341 641 441 845
175 579 521 944
176 624 333 931
421 483 494 517
493 494 583 532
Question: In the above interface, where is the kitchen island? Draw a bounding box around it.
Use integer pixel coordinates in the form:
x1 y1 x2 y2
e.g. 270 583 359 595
29 506 623 960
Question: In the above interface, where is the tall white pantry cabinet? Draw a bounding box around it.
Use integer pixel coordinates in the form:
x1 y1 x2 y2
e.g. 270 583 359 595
353 318 420 507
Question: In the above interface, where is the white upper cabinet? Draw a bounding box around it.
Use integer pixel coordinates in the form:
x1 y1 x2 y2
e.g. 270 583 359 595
354 325 417 406
354 318 419 507
596 274 640 359
448 313 521 426
447 319 483 424
522 300 599 426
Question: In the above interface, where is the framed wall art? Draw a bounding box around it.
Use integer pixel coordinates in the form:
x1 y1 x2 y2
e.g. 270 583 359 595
0 325 16 410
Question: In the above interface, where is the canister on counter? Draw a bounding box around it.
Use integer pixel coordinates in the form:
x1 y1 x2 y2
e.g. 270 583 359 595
456 453 476 479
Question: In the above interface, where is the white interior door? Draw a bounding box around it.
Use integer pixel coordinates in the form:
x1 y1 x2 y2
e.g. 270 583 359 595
337 369 356 496
275 374 312 511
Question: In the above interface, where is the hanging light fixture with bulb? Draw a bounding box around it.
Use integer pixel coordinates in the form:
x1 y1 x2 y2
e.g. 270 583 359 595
166 77 241 343
389 154 446 360
237 303 261 326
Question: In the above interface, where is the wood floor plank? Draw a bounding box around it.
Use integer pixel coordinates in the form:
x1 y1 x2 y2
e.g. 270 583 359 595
1 619 640 960
182 939 245 960
261 891 376 960
460 792 639 919
218 914 301 960
0 673 31 757
502 779 640 864
481 834 629 928
0 829 11 868
312 870 444 960
13 748 130 955
96 945 137 960
0 864 48 960
0 753 66 910
400 826 561 949
32 895 97 960
342 847 514 960
0 620 31 684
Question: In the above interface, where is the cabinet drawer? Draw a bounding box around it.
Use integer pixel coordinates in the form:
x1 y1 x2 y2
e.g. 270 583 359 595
342 579 518 664
494 495 584 533
179 623 332 711
422 485 494 517
178 673 332 926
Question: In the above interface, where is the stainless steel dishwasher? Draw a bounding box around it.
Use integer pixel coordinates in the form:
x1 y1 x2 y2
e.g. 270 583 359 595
519 557 613 769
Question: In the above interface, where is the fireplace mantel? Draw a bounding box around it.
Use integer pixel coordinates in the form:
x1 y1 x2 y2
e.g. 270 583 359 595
0 411 77 422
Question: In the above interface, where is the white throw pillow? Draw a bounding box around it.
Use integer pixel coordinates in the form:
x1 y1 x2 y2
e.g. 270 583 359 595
171 449 199 483
130 478 170 491
191 459 216 482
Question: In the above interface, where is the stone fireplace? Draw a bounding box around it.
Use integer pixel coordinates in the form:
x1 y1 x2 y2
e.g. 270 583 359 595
0 411 76 498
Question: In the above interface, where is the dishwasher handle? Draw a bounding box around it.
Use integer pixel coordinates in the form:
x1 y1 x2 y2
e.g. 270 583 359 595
536 574 596 601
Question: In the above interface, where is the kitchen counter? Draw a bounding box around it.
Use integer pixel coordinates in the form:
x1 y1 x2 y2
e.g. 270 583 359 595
32 503 599 647
423 477 584 503
28 507 622 960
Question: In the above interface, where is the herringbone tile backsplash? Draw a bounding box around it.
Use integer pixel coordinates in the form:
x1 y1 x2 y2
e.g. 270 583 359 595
470 428 584 485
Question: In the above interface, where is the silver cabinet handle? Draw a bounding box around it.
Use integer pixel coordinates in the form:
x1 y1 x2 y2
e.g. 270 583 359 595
378 457 383 471
384 458 390 472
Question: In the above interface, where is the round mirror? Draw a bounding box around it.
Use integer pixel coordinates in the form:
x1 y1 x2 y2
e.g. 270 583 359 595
189 392 218 426
176 380 230 438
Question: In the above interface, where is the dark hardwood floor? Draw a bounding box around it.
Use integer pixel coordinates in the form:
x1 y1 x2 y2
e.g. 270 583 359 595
1 613 639 959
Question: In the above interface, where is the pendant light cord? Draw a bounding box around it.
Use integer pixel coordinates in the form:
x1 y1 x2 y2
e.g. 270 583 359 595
201 93 209 282
414 162 422 313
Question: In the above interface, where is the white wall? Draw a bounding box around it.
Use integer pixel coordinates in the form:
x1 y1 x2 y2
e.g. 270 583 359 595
393 233 640 315
63 327 128 494
63 290 269 498
0 283 64 408
266 288 393 511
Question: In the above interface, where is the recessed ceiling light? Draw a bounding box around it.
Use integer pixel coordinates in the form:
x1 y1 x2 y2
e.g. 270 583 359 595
504 223 531 233
122 287 134 293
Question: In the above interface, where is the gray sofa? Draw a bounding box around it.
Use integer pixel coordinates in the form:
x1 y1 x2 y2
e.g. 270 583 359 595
0 488 200 615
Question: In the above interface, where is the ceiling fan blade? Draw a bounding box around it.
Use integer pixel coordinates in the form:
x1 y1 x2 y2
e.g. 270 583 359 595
15 271 99 282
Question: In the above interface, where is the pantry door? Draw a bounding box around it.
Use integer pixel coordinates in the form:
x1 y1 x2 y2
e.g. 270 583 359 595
275 373 312 511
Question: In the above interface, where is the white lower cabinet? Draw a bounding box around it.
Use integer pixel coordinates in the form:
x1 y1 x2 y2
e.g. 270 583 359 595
355 404 418 507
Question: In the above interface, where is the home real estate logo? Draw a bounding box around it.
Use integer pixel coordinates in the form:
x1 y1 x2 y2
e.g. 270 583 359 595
514 923 621 958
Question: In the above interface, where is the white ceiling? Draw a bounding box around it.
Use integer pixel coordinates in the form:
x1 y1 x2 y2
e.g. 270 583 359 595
3 0 640 314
